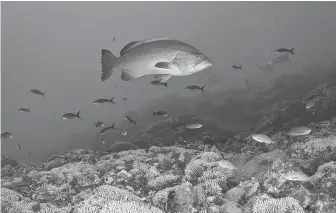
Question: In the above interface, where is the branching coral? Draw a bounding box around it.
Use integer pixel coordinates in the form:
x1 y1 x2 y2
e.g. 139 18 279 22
252 194 305 213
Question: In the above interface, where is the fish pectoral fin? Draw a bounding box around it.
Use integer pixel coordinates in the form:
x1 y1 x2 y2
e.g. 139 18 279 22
155 62 177 70
121 69 141 81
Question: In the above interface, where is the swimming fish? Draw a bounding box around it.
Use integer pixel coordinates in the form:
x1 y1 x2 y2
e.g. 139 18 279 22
93 98 115 105
185 85 206 92
273 48 295 55
30 89 45 97
62 111 82 120
95 121 105 128
218 160 236 170
113 36 116 42
1 132 13 140
19 108 31 113
252 134 275 144
17 144 21 150
152 74 172 83
286 127 311 136
122 97 127 100
185 123 203 129
305 96 320 109
101 37 212 81
284 171 310 182
100 124 116 136
125 116 137 125
150 80 168 88
232 65 242 70
100 135 105 144
152 110 168 117
121 129 128 136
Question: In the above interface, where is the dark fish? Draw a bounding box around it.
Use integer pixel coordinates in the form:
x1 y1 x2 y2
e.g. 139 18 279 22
95 121 105 128
93 97 115 105
185 85 205 92
274 48 295 55
100 37 212 81
100 123 116 136
152 110 168 117
125 116 137 125
150 80 168 88
232 65 242 70
113 36 116 42
28 152 32 156
30 89 45 97
19 108 31 113
122 97 127 100
62 111 82 120
1 132 12 140
17 144 21 150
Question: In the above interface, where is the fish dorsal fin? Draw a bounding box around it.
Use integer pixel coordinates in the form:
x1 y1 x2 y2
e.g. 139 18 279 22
120 37 177 56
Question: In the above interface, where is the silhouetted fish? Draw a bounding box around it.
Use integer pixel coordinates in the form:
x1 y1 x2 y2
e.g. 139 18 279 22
19 108 31 113
150 80 168 88
152 110 168 117
62 111 82 120
125 116 137 125
232 65 242 70
93 97 115 105
274 48 295 55
30 89 45 97
185 85 205 92
100 123 116 136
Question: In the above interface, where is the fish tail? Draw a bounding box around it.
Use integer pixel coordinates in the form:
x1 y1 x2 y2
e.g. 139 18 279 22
290 48 295 55
164 83 168 88
111 123 116 129
133 121 137 125
152 111 156 116
76 111 82 119
201 85 206 92
41 92 45 97
110 97 115 104
101 49 117 81
27 108 30 112
239 65 242 70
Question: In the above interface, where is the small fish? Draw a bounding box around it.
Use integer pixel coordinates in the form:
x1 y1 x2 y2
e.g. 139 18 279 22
152 110 168 117
28 152 32 156
100 135 105 144
100 123 116 136
19 108 31 113
121 129 128 136
152 74 172 83
125 116 137 125
252 134 275 144
287 127 311 136
100 37 212 81
305 96 320 109
274 48 295 55
122 97 127 100
95 121 105 128
185 123 203 129
150 80 168 88
284 171 310 182
93 97 115 105
62 111 82 120
113 36 116 42
218 160 236 170
1 132 12 140
30 89 45 97
185 85 205 92
232 65 242 70
17 144 21 150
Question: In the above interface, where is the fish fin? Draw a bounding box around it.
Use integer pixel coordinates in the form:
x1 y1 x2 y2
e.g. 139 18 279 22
155 62 175 70
76 111 82 119
290 48 295 55
101 49 117 81
201 85 206 92
121 69 139 81
120 41 139 55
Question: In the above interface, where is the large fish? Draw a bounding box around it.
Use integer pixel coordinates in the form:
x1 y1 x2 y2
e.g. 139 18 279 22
100 123 116 136
101 37 213 81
